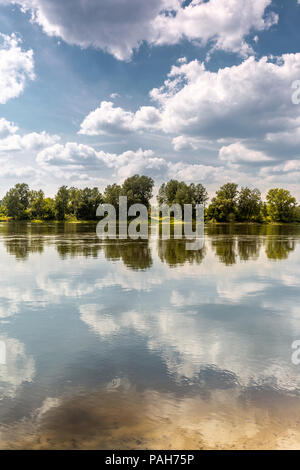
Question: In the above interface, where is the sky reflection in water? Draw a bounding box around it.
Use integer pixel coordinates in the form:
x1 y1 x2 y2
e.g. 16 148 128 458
0 222 300 449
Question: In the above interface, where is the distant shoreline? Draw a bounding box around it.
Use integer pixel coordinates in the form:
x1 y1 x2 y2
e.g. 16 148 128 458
0 218 300 226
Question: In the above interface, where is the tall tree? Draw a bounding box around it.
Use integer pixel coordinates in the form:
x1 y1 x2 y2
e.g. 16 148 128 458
237 187 262 222
15 183 30 210
157 183 167 206
103 184 122 207
42 198 55 220
157 181 208 209
121 175 154 208
266 188 297 223
29 190 46 219
159 180 181 206
174 181 193 207
189 183 209 207
76 187 102 219
2 183 30 219
54 186 69 220
207 183 239 222
68 187 81 217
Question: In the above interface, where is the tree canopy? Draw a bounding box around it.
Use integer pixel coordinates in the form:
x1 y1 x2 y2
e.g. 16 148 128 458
157 180 208 209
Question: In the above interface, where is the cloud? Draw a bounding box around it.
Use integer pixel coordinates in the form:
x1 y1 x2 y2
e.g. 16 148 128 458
260 159 300 177
1 164 39 178
219 142 273 165
167 161 220 182
0 33 35 103
150 54 300 140
36 142 167 180
3 0 276 60
0 118 18 138
20 131 60 150
0 122 60 182
36 142 100 168
265 118 300 146
79 101 161 135
151 0 277 57
80 54 300 148
172 135 213 151
0 130 60 152
76 52 300 194
172 135 200 151
4 0 175 60
34 140 275 191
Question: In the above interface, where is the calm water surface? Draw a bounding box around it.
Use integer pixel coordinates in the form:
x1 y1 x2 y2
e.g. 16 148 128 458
0 222 300 449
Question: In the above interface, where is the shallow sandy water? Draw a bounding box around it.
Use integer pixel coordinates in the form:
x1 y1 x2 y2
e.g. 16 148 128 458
1 386 300 450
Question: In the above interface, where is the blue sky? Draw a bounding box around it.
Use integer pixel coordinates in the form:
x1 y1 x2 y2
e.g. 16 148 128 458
0 0 300 199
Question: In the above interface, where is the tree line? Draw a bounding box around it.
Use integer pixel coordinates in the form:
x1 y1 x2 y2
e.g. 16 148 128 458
0 176 299 223
158 180 300 223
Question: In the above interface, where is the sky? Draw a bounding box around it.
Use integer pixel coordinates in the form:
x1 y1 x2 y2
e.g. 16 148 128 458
0 0 300 199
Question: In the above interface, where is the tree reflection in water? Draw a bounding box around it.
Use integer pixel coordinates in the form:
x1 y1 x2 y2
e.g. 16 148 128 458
0 221 298 265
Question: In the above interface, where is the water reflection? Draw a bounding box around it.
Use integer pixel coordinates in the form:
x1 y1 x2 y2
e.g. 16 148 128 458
157 239 206 266
103 240 153 270
0 222 298 265
0 337 35 399
237 238 262 261
265 237 296 260
0 222 300 449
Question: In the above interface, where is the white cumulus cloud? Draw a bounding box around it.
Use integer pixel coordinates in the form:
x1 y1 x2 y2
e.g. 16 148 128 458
0 118 18 138
0 130 60 152
150 54 300 139
152 0 277 57
219 142 273 165
0 33 35 103
80 54 300 147
36 142 167 181
79 101 161 135
2 0 277 60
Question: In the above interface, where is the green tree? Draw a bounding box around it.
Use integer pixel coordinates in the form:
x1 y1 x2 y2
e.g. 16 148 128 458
103 184 122 206
173 181 192 207
121 174 154 208
207 183 239 222
157 180 180 206
15 183 30 210
29 190 46 219
293 206 300 223
76 187 102 220
0 204 7 218
266 188 297 223
237 187 262 222
157 180 208 210
42 198 55 220
103 183 122 216
68 187 81 217
2 183 30 219
157 183 166 206
54 186 69 220
189 183 209 207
